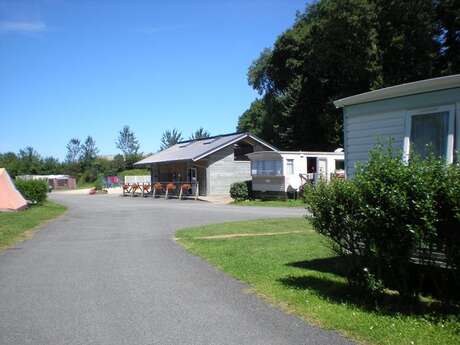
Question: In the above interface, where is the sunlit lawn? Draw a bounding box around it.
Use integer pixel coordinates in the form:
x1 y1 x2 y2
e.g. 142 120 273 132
176 218 460 345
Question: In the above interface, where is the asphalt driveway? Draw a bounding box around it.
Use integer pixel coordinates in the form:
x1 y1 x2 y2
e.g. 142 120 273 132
0 194 353 345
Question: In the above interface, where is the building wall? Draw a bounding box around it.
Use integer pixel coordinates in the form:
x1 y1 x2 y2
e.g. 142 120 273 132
206 138 269 196
207 146 251 195
344 88 460 177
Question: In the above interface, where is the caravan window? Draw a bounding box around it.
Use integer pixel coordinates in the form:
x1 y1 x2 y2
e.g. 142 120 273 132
335 159 345 170
405 105 455 163
251 160 282 176
286 159 294 175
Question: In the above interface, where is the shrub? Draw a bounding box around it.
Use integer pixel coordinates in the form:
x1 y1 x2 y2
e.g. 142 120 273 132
304 145 460 302
230 181 249 201
94 174 105 191
15 179 48 204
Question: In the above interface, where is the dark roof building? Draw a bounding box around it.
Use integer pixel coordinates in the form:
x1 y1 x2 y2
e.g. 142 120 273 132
135 132 277 196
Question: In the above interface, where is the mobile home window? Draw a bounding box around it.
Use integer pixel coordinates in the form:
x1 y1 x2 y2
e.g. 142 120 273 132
251 160 282 176
335 159 345 170
405 105 454 163
286 159 294 175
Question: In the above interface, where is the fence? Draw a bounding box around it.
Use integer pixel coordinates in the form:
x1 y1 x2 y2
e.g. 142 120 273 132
124 175 151 184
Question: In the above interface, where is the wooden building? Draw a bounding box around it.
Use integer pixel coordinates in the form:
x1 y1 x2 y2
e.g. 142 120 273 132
134 132 277 196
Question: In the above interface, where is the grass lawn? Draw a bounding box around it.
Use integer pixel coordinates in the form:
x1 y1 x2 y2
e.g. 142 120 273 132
232 199 306 208
119 168 149 176
176 218 460 345
0 201 67 249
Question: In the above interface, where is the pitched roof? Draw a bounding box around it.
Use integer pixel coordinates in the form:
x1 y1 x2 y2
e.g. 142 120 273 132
134 132 277 165
334 74 460 108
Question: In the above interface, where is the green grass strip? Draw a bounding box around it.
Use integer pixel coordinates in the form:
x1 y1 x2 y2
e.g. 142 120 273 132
231 199 306 207
0 201 67 249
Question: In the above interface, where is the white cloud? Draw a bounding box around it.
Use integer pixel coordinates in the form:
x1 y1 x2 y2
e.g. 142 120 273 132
0 21 46 33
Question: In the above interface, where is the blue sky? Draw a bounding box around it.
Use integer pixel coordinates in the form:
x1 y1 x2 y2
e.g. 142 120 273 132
0 0 307 159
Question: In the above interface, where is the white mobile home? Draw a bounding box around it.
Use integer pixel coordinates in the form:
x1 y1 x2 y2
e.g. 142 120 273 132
247 150 344 198
334 74 460 177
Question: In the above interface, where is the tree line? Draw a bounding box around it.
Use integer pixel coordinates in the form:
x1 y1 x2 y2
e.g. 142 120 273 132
237 0 460 151
0 126 211 182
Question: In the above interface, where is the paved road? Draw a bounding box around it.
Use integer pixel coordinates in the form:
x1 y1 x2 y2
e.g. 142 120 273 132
0 194 353 345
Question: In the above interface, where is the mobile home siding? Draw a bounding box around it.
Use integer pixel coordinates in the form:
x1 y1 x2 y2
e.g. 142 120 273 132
345 88 460 177
252 176 284 192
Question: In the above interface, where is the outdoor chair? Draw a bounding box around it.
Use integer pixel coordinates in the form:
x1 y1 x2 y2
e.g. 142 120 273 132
142 183 151 197
152 183 163 198
165 183 176 199
122 184 132 196
178 183 192 200
131 183 141 197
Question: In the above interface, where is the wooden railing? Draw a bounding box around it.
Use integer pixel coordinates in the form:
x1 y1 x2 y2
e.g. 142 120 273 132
122 181 199 200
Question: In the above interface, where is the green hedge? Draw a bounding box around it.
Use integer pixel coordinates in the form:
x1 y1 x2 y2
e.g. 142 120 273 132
230 181 251 201
305 145 460 302
15 179 48 205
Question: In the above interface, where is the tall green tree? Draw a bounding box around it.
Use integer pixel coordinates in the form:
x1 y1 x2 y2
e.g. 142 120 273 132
372 0 439 87
160 129 183 150
116 125 140 158
436 0 460 74
240 0 377 150
65 138 81 163
0 152 20 177
189 127 211 140
18 147 42 175
41 157 61 175
238 0 459 151
80 136 99 166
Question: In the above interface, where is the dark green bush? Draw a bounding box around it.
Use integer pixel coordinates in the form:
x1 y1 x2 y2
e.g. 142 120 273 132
94 174 105 191
230 181 249 201
304 145 460 302
15 179 48 204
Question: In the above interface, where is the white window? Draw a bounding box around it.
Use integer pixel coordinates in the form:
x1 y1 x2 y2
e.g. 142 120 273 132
286 159 294 175
404 105 455 163
251 160 282 176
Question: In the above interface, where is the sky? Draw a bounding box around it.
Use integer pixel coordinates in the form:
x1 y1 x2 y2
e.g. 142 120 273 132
0 0 307 160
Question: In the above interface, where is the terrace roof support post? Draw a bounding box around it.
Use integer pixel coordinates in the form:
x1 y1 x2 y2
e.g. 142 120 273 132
165 187 168 200
179 186 183 200
150 163 155 184
195 182 199 200
153 186 156 199
142 183 145 197
186 161 190 182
